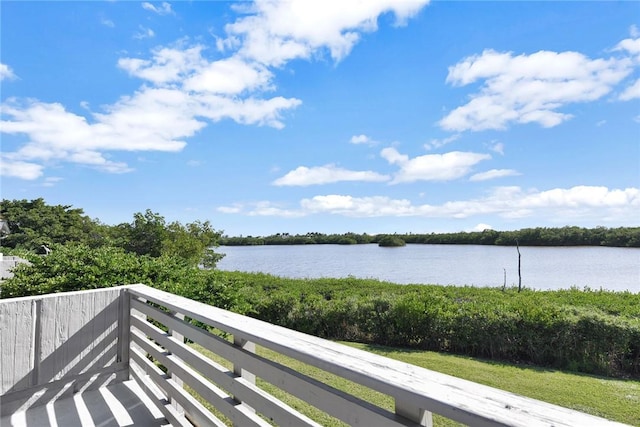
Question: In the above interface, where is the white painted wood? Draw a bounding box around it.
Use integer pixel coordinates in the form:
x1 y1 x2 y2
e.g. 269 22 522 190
0 298 35 394
0 365 126 417
128 284 630 427
130 291 434 426
31 299 42 389
167 310 185 417
1 287 130 417
131 328 270 427
2 285 631 427
131 345 227 427
37 288 121 383
233 336 256 407
395 398 433 427
0 379 169 427
116 287 131 382
130 311 320 427
130 355 195 427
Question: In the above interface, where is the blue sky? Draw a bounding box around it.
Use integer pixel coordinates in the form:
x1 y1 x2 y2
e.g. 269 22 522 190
1 1 639 236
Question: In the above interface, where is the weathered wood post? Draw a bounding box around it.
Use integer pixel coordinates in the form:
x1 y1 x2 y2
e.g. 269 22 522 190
168 310 185 416
516 239 522 292
233 336 256 412
395 398 433 426
116 288 131 382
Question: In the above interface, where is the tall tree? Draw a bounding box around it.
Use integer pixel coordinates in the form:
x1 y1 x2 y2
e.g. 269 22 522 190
0 198 102 250
120 209 168 257
162 220 225 267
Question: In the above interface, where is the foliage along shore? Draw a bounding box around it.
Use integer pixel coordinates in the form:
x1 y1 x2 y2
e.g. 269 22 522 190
2 198 638 249
2 246 638 379
1 198 638 379
220 226 640 247
229 272 640 379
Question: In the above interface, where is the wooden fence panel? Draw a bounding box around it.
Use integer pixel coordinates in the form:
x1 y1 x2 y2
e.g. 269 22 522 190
0 287 129 417
0 298 36 394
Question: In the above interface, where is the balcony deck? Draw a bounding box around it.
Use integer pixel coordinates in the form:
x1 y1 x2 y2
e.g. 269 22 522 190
0 285 631 427
1 380 167 427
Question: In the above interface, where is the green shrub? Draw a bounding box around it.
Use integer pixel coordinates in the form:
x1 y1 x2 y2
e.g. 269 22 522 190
221 272 640 378
378 235 406 247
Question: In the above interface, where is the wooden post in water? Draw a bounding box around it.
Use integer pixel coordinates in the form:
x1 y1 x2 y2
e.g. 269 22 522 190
516 239 522 292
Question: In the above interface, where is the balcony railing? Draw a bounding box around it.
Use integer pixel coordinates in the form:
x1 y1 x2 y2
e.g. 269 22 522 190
0 285 629 426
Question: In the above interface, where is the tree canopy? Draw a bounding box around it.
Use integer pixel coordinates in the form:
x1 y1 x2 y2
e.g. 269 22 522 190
0 199 224 267
0 198 103 250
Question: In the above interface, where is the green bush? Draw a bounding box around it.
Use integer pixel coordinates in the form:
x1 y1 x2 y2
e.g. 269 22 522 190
222 272 640 378
0 243 241 311
377 235 406 247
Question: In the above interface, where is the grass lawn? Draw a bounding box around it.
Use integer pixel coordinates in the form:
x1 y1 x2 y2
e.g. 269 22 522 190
190 341 640 426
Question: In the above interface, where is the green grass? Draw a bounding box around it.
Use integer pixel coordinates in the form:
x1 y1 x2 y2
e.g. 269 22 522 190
189 341 640 426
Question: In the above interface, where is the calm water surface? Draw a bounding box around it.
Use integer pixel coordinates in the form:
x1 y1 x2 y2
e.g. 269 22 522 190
217 244 640 292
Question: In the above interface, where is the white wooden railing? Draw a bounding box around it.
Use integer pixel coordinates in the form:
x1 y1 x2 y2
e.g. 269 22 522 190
0 285 630 426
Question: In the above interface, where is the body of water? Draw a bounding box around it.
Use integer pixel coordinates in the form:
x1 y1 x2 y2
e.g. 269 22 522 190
216 244 640 292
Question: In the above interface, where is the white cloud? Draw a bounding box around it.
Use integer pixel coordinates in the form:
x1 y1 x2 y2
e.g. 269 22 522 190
0 156 43 180
118 46 205 85
469 169 520 182
183 57 273 94
142 2 173 15
440 47 634 132
381 147 491 183
350 134 378 145
224 185 639 222
614 37 640 56
272 164 389 186
120 45 274 95
101 18 115 28
301 195 414 216
117 46 300 128
0 92 192 173
3 2 427 179
489 141 504 155
2 63 300 175
134 26 155 40
69 151 132 173
619 78 640 100
248 201 305 218
43 177 63 187
424 134 460 150
0 63 16 81
221 0 429 66
192 94 302 129
217 205 243 214
473 223 493 232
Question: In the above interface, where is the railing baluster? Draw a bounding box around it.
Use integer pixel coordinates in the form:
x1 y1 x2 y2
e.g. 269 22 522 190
168 310 185 416
395 398 433 427
116 288 131 382
233 336 256 414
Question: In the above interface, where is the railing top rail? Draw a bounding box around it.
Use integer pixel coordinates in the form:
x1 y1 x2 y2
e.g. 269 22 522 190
0 285 132 304
126 284 627 427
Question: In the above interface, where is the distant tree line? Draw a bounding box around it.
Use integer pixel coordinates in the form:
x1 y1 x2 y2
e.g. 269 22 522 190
220 226 640 247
